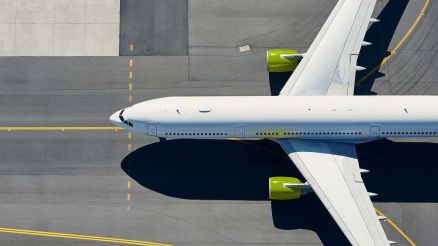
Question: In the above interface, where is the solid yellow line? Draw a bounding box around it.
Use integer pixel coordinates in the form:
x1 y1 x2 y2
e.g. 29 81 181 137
0 127 123 131
356 0 430 85
375 208 416 246
0 228 171 246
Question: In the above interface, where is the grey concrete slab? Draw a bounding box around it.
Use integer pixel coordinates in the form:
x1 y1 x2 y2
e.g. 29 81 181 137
1 0 120 56
120 0 188 56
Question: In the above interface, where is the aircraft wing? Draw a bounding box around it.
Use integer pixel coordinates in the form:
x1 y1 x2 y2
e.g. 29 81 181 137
279 0 377 96
277 139 391 246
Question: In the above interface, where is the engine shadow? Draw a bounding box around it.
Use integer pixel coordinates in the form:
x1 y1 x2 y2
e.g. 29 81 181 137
355 0 409 95
271 198 351 246
268 72 292 96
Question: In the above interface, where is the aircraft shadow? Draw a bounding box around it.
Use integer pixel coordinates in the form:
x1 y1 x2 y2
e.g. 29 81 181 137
121 138 348 245
267 0 409 96
122 138 438 203
122 138 438 245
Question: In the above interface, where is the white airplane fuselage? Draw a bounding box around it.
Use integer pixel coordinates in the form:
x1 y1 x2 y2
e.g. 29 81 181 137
110 96 438 143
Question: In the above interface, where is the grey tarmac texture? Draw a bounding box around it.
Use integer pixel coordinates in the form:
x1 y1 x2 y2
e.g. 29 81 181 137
0 0 437 245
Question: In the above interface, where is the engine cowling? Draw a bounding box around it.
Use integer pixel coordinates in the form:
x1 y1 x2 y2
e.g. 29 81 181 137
269 176 310 200
266 49 300 72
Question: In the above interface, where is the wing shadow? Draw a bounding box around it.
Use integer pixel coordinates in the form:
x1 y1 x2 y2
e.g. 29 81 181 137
355 0 409 95
357 139 438 202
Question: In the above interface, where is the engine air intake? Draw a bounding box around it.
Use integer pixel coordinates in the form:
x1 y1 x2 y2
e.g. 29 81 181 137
269 176 311 200
266 49 301 72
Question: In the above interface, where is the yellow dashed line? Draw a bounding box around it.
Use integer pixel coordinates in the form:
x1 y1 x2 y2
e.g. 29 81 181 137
129 95 133 103
129 71 133 79
128 180 132 189
356 0 430 85
0 227 171 246
128 132 132 139
127 193 131 201
0 127 122 131
129 59 133 67
375 208 416 246
128 144 132 151
130 44 134 53
129 83 133 90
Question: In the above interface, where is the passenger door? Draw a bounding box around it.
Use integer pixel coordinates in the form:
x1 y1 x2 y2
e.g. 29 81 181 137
147 124 157 136
369 125 380 137
235 126 245 138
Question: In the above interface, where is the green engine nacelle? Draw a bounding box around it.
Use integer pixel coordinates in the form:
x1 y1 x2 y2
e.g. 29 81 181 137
266 49 300 72
269 176 307 200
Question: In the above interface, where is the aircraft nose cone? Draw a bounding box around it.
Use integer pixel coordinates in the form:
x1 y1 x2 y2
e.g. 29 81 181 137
110 110 122 125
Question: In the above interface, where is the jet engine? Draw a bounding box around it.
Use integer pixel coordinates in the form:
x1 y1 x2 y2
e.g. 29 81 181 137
269 176 312 200
266 49 302 72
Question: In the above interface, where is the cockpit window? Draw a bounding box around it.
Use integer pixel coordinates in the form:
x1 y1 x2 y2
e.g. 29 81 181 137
119 110 125 122
118 109 133 127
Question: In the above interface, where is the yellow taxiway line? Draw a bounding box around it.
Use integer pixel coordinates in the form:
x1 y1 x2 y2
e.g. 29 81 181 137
0 227 171 246
356 0 430 85
375 208 416 246
0 126 123 131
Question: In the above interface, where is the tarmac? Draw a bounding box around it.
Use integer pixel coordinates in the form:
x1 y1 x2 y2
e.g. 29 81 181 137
0 0 437 245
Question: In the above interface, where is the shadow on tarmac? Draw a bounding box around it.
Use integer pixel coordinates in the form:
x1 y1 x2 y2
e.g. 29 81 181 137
122 138 438 245
267 0 409 96
355 0 409 95
122 138 438 202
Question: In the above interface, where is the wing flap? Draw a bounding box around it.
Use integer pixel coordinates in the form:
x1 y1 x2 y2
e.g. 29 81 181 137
277 139 389 246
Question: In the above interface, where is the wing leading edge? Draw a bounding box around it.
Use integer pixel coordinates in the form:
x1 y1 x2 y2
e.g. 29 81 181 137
279 0 377 96
277 139 391 245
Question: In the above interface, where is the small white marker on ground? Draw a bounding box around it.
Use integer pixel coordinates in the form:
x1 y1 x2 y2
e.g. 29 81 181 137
239 45 251 53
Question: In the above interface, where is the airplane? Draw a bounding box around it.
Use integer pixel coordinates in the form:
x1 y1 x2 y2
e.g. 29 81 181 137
110 0 433 245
